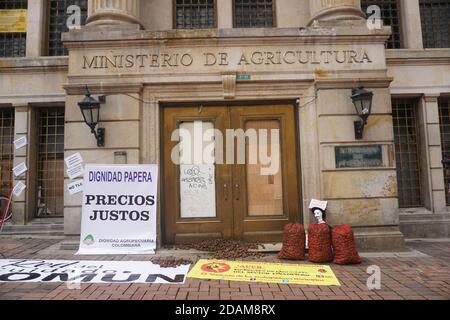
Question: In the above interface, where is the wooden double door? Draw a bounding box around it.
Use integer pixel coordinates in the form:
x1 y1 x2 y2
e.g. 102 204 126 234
163 104 301 244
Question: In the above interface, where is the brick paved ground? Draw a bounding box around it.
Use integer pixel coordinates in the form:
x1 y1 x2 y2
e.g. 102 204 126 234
0 237 449 300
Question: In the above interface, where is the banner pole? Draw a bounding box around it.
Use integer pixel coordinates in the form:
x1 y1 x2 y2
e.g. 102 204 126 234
0 189 14 232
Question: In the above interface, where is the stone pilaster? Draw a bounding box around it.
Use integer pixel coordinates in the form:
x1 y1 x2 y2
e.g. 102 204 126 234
12 104 30 225
26 0 45 57
422 94 447 214
87 0 141 26
308 0 365 25
217 0 233 28
400 0 423 49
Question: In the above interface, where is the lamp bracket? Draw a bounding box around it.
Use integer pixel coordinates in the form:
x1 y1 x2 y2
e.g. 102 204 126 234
98 95 107 104
354 120 364 140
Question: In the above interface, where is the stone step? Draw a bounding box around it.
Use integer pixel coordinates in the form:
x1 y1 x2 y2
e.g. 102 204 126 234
0 221 64 236
399 213 450 222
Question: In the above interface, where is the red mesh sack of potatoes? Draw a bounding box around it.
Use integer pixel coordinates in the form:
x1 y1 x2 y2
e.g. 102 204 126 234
332 224 362 265
278 223 306 260
307 224 333 263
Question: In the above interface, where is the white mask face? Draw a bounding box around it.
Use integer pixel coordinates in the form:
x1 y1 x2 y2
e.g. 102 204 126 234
314 209 325 224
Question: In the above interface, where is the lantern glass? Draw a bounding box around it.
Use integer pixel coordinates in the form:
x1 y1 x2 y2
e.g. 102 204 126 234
351 86 373 123
78 94 100 129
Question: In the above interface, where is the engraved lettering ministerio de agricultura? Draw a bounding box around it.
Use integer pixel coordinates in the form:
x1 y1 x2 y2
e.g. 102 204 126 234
82 49 373 70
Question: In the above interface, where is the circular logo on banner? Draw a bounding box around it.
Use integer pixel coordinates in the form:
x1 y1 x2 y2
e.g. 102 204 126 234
201 262 231 273
83 235 95 246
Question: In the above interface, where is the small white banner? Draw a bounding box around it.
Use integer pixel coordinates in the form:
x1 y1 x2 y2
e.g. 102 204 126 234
65 152 83 169
12 181 26 198
0 259 190 284
309 199 328 211
77 164 158 255
12 162 27 177
13 136 27 150
67 164 84 180
67 180 83 195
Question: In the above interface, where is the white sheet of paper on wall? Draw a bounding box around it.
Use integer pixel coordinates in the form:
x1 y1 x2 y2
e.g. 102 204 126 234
65 152 83 169
180 164 216 218
67 180 84 195
12 162 27 177
13 136 27 150
309 199 328 211
67 164 84 180
12 181 26 197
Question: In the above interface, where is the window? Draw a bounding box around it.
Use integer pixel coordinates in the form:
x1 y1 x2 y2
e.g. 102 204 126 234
439 97 450 205
36 107 65 217
419 0 450 48
360 0 402 49
234 0 275 28
0 0 27 57
48 0 87 56
0 108 14 196
175 0 215 29
392 98 422 208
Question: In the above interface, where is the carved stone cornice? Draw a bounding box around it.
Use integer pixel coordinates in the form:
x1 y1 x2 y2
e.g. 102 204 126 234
63 82 143 95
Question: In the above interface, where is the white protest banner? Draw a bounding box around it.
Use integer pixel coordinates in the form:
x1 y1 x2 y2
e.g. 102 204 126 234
13 136 27 150
12 181 26 197
67 180 83 195
77 164 158 255
12 162 27 177
67 163 84 180
65 152 83 169
309 199 328 211
0 259 190 284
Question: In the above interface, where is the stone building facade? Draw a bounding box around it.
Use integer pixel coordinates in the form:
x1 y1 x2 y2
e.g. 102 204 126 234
0 0 449 251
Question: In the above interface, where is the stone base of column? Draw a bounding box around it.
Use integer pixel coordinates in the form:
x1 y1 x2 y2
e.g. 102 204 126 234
87 12 142 27
308 6 366 26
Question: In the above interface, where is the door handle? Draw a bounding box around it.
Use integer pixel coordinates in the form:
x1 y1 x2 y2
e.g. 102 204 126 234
235 183 240 201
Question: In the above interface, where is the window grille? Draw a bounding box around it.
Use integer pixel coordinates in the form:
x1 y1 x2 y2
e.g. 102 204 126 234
48 0 87 56
234 0 274 28
0 0 27 57
439 97 450 205
361 0 402 49
419 0 450 48
175 0 215 29
392 98 423 208
0 108 14 196
36 107 65 217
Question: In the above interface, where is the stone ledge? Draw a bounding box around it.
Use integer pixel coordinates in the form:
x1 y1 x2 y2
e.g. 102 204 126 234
0 57 68 73
386 49 450 65
63 25 392 44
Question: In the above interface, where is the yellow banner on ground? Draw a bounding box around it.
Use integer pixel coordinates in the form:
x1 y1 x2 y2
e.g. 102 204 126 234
0 10 27 33
188 260 341 286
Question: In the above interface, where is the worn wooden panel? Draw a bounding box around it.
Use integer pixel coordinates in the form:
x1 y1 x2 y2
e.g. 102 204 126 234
245 119 283 216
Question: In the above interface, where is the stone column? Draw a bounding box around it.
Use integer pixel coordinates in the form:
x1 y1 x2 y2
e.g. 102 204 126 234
87 0 141 26
308 0 365 25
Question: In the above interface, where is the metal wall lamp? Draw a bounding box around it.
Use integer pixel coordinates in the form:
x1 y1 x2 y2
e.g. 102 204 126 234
351 85 374 140
78 86 106 147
